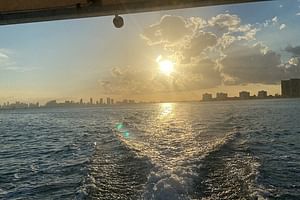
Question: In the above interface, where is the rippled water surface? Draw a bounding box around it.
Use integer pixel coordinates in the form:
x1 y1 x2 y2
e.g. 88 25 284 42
0 99 299 199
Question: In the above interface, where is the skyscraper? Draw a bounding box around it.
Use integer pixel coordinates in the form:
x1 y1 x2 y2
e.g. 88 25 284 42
202 93 213 101
281 80 290 97
258 90 267 98
281 79 300 97
239 91 250 99
216 92 228 100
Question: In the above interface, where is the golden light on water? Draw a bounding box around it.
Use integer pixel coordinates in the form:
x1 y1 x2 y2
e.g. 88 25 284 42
159 103 174 118
156 55 174 76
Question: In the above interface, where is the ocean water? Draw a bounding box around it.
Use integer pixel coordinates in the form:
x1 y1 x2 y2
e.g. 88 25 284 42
0 99 299 200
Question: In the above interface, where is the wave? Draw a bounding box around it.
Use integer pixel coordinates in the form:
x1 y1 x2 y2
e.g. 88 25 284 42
78 128 152 200
80 122 263 200
139 131 244 200
193 131 265 200
116 121 258 200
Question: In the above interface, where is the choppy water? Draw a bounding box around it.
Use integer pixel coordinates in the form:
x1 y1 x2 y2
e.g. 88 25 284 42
0 99 299 200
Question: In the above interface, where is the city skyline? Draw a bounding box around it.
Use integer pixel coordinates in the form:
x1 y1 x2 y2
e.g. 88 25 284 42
0 0 300 103
0 96 137 110
202 89 278 101
202 78 300 100
0 84 283 104
2 78 300 110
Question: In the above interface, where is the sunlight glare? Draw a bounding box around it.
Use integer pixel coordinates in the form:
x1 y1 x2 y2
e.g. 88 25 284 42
160 103 173 118
156 55 174 76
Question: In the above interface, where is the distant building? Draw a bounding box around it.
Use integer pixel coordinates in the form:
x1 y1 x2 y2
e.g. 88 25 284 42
12 101 28 109
80 98 83 104
258 90 268 98
100 98 103 104
216 92 228 100
281 79 300 97
45 100 57 107
202 93 213 101
281 80 290 97
90 97 93 105
111 99 114 104
28 103 39 108
239 91 250 99
129 100 135 104
107 97 111 105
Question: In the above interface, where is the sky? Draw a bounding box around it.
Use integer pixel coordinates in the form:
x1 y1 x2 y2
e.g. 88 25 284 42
1 0 300 103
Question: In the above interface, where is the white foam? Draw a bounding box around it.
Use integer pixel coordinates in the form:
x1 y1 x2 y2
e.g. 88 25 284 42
113 121 244 199
143 169 192 200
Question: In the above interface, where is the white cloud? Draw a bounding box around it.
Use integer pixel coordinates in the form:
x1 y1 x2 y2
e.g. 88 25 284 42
0 49 38 72
208 14 241 32
0 50 10 65
272 16 278 23
263 19 271 27
0 52 8 59
288 57 299 66
279 24 286 30
296 13 300 16
142 15 193 46
103 14 298 94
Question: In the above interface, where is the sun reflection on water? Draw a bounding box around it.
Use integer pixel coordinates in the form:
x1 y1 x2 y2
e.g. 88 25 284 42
159 103 174 119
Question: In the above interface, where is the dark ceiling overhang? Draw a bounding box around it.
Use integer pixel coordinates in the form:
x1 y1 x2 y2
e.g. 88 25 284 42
0 0 272 25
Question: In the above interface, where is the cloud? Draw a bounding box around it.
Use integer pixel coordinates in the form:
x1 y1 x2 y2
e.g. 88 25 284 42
101 66 163 94
272 16 278 23
282 57 300 78
262 16 286 31
175 58 222 90
142 13 256 48
288 57 299 66
220 43 300 85
102 14 298 95
101 58 223 95
0 52 8 59
208 14 241 32
182 31 217 61
262 18 276 28
279 24 286 30
142 15 193 46
220 43 285 85
297 13 300 16
282 46 300 78
285 45 300 56
0 49 9 64
0 49 39 72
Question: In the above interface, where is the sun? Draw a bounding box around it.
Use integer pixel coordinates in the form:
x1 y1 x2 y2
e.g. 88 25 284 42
159 60 174 75
156 56 174 76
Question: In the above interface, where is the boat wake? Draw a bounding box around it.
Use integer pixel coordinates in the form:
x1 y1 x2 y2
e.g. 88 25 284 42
79 121 263 200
